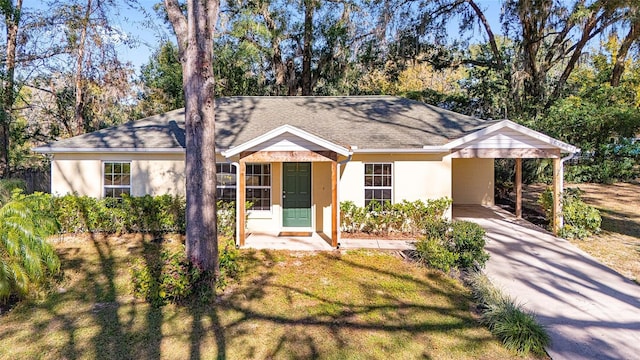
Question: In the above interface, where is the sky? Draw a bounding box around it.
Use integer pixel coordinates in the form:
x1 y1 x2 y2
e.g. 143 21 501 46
109 0 172 71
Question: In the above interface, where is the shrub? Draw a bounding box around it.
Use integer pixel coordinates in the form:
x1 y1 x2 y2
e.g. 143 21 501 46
414 237 458 272
0 179 26 204
484 301 551 356
0 193 60 301
131 244 208 307
450 221 489 269
565 160 638 184
565 140 640 183
415 219 489 271
466 270 504 308
131 238 240 307
217 237 240 288
466 271 550 356
423 219 450 240
339 198 452 236
539 187 601 239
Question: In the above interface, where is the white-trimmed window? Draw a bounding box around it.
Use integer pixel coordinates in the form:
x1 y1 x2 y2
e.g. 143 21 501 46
246 163 271 211
216 163 236 203
104 162 131 198
364 163 392 206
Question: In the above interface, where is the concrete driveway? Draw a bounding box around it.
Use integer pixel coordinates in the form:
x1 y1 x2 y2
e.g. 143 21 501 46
454 205 640 360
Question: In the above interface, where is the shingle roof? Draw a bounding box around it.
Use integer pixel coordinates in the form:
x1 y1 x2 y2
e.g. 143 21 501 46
35 96 499 152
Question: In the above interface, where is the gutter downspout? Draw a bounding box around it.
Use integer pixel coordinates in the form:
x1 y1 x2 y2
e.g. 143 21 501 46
226 158 241 248
559 152 578 229
335 153 353 249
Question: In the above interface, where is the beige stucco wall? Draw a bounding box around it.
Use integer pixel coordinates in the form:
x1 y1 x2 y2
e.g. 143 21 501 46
51 153 187 197
339 153 453 219
312 162 332 235
339 153 452 204
51 151 461 231
50 153 259 198
132 155 186 196
451 158 494 205
51 154 103 197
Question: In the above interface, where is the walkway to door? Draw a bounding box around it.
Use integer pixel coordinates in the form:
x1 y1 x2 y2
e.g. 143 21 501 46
454 205 640 360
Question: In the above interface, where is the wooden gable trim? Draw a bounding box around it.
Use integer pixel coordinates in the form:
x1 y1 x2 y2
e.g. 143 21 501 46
240 150 338 162
449 148 561 159
221 124 351 158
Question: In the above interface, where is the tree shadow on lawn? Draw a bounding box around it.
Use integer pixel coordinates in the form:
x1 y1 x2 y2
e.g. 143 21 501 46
198 250 500 359
2 240 506 360
0 233 165 360
597 208 640 239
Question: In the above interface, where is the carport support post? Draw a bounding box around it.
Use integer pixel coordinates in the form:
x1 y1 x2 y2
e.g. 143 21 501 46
331 160 338 247
238 160 246 246
515 158 522 218
552 157 562 235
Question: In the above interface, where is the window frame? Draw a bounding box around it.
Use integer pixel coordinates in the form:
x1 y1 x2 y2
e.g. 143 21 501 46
103 161 132 198
216 163 237 203
364 162 393 207
245 163 272 211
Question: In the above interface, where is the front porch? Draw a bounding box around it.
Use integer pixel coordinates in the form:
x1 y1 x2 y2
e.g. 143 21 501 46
221 125 352 250
244 231 334 250
242 231 418 251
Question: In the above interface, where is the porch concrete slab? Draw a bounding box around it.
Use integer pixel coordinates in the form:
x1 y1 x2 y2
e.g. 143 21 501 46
243 232 333 251
454 205 640 360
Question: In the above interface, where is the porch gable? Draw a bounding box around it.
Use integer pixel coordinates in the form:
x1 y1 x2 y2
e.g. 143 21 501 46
221 124 351 158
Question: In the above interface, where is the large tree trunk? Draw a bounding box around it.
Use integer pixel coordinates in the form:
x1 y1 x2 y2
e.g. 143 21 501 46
301 0 314 96
548 12 599 104
0 0 23 178
164 0 219 274
517 0 548 107
73 0 92 136
611 16 639 87
259 5 287 95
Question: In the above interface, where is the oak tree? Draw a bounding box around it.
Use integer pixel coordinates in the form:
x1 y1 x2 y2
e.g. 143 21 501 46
164 0 219 274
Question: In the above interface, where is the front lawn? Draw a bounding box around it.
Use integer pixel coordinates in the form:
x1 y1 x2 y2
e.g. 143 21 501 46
0 234 527 359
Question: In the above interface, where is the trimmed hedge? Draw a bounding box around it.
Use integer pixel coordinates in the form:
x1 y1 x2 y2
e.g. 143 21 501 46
340 198 452 236
15 192 240 238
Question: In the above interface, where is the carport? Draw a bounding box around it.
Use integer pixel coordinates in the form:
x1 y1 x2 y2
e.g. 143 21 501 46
447 120 578 233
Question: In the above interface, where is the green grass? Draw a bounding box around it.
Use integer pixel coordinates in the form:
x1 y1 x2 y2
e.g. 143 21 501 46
0 234 534 359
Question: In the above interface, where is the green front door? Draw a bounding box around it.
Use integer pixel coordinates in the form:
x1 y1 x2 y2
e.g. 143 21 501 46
282 162 312 227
